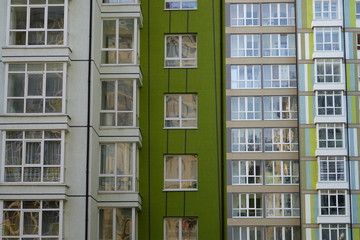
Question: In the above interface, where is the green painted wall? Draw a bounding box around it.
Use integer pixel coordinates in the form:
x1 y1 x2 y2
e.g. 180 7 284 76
139 0 224 239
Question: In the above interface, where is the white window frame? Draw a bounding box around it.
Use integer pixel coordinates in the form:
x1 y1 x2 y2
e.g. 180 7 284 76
315 59 342 83
319 190 347 216
319 156 346 182
165 0 197 10
231 97 262 120
320 224 347 240
164 155 198 191
316 90 343 116
232 226 264 240
231 129 262 152
232 160 262 185
231 34 260 57
7 0 68 46
262 34 295 57
317 124 344 149
265 226 300 240
103 0 138 4
265 193 300 217
99 142 137 192
263 96 297 120
164 217 198 240
265 160 299 185
262 3 295 26
264 128 298 152
164 94 197 129
232 193 263 218
315 27 341 51
231 65 261 89
230 4 260 27
314 0 339 19
164 34 197 68
98 208 136 240
5 63 67 115
2 130 65 183
263 65 297 88
2 200 63 239
101 18 138 65
100 79 137 127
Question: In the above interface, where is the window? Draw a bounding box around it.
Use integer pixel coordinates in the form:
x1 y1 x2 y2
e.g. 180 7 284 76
317 90 343 115
264 128 298 152
231 65 261 89
8 0 66 46
265 160 299 184
164 155 197 190
318 124 344 148
320 190 346 215
265 193 300 217
315 27 341 51
357 34 360 50
265 227 300 240
232 226 264 240
165 35 197 67
164 94 197 129
263 96 297 120
262 34 295 57
231 97 261 120
4 131 64 183
99 143 136 191
232 193 263 217
165 0 197 10
6 63 65 114
99 208 135 240
314 0 339 19
2 200 62 239
102 19 136 64
232 161 262 185
103 0 136 3
262 3 295 26
230 4 260 26
263 65 297 88
164 217 197 240
321 224 347 240
315 59 341 83
356 3 360 19
100 79 136 127
231 129 262 152
319 156 345 182
231 35 260 57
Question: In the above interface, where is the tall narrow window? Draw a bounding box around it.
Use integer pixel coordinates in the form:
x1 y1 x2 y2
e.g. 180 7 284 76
315 59 342 83
164 218 198 240
231 97 261 120
262 34 295 57
102 19 136 64
231 129 262 152
4 131 64 183
314 0 339 19
232 193 263 217
320 190 346 215
357 3 360 19
264 128 298 152
315 27 341 51
263 96 297 120
317 90 343 115
231 65 261 89
2 200 63 239
230 4 260 26
165 35 197 67
319 156 345 182
263 65 297 88
100 79 136 127
9 0 66 45
164 155 197 190
232 161 262 185
164 94 197 129
6 63 65 114
265 193 300 217
262 3 295 26
231 35 260 57
165 0 197 10
318 124 344 148
99 143 136 191
265 160 299 184
99 208 135 240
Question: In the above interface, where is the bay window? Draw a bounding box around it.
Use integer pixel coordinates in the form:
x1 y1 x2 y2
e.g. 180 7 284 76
315 27 341 51
315 59 342 83
317 90 343 116
321 224 347 240
320 190 346 215
319 156 345 182
314 0 339 19
318 124 344 148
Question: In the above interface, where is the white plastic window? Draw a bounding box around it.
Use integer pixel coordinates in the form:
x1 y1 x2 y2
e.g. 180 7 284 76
164 94 197 129
265 160 299 184
164 218 198 240
264 128 298 152
317 90 343 116
165 0 197 10
318 124 344 148
165 35 197 67
232 193 263 218
231 129 262 152
164 155 197 190
265 193 300 217
262 3 295 26
315 59 342 83
263 96 297 120
319 156 345 182
320 190 346 215
231 97 261 120
231 65 261 89
262 34 295 57
230 4 260 26
315 27 341 51
321 224 347 240
99 208 136 240
263 65 297 88
231 34 260 57
314 0 339 19
232 161 262 185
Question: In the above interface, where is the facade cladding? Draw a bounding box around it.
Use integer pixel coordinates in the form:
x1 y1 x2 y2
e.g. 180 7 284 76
1 1 360 240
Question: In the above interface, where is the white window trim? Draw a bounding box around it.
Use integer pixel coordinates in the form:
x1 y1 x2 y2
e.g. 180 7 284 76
320 224 347 240
262 3 295 26
231 65 261 89
7 0 68 46
1 130 65 184
317 123 345 149
263 96 297 120
230 4 260 27
163 155 198 191
319 190 348 216
164 34 198 68
4 63 67 115
230 34 260 57
318 156 346 183
315 90 344 116
231 97 262 120
314 27 341 52
232 160 262 185
263 65 297 89
231 129 262 152
164 94 198 129
164 0 198 10
265 160 299 185
313 0 341 20
262 34 296 57
163 217 198 240
314 59 343 84
265 193 300 218
264 128 298 152
232 193 263 218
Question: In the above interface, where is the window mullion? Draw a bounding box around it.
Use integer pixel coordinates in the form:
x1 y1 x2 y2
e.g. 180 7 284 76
115 80 118 126
178 156 182 189
114 143 118 190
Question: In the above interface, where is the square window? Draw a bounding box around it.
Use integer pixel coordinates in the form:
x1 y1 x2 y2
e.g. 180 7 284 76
263 65 297 88
264 128 298 152
318 124 344 148
231 129 262 152
164 217 198 240
100 79 136 127
319 156 346 182
263 96 297 120
4 130 64 183
2 200 62 239
99 208 135 240
314 0 339 19
165 35 197 67
231 65 261 89
164 94 197 129
102 19 137 64
230 4 260 26
265 193 300 217
165 0 197 10
265 160 299 185
262 3 295 26
232 226 264 240
164 155 197 190
266 227 301 240
315 59 342 83
320 190 347 215
8 0 66 45
6 63 65 114
232 193 263 217
315 27 341 51
231 97 261 120
316 90 343 116
231 35 260 57
232 160 262 185
321 224 347 240
99 143 136 191
262 34 295 57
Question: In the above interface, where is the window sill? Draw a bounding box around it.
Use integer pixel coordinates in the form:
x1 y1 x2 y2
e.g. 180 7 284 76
163 189 198 192
0 184 68 199
316 148 347 156
314 116 346 123
313 82 345 91
313 51 343 59
317 215 350 224
164 66 198 69
164 127 198 130
312 20 343 27
2 47 71 63
164 8 198 11
0 115 70 130
317 182 348 190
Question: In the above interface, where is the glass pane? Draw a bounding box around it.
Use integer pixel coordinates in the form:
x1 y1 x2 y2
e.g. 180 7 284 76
166 156 179 179
99 209 113 239
23 212 39 235
102 81 115 110
165 218 180 239
101 144 115 174
48 6 64 29
166 95 179 117
182 95 197 118
8 73 25 97
118 80 133 111
5 142 22 165
30 8 45 28
116 143 133 175
182 35 197 59
182 218 197 239
182 155 197 180
44 141 61 165
42 211 59 236
10 7 27 29
28 74 43 96
119 19 134 49
3 210 20 236
166 36 180 58
103 20 116 48
115 209 132 239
